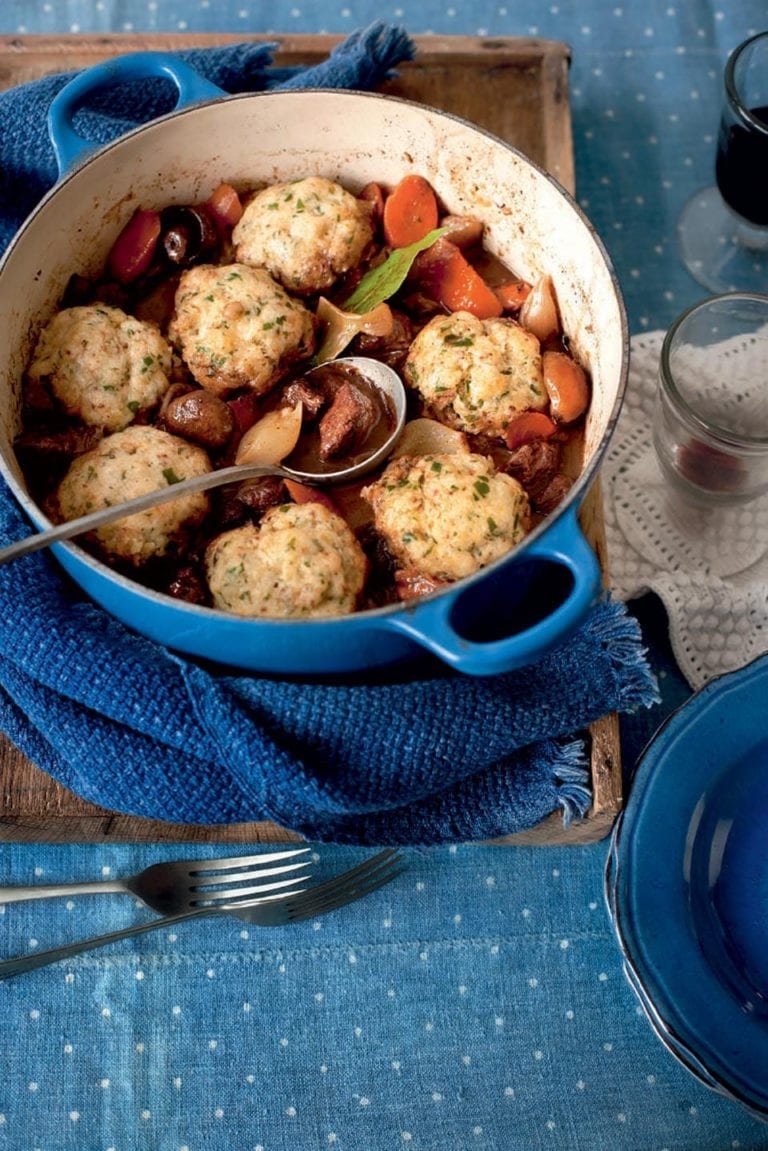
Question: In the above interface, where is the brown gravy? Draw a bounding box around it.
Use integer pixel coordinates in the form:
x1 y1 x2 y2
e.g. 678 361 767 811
285 362 396 475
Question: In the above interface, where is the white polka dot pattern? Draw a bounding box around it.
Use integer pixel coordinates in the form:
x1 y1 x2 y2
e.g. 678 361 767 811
0 842 765 1147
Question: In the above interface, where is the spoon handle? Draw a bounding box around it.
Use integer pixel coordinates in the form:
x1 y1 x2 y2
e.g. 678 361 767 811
0 463 287 567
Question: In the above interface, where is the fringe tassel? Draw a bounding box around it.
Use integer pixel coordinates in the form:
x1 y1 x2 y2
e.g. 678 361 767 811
278 22 416 90
552 738 592 827
591 595 661 711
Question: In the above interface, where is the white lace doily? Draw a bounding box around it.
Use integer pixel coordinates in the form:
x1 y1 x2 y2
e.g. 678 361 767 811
602 331 768 689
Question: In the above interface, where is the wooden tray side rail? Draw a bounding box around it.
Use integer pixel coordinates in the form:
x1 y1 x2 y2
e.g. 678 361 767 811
0 33 620 845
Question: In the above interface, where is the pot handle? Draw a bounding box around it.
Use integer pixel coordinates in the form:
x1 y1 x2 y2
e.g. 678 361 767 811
48 52 226 176
381 508 601 676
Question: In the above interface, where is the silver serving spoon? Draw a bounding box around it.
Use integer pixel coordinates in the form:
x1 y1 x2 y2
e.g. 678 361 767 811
0 357 406 568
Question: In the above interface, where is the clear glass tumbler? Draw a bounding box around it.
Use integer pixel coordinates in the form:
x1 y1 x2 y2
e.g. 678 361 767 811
653 293 768 506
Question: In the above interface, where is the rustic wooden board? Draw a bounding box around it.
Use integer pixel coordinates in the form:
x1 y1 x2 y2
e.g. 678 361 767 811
0 32 621 845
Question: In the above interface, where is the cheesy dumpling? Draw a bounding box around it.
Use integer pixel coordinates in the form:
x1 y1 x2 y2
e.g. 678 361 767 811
169 263 315 397
362 452 529 581
404 311 546 438
56 425 211 567
26 304 172 432
205 501 368 619
232 176 373 296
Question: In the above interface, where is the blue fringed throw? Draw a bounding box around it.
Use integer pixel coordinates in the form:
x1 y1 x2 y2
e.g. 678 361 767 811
0 27 659 844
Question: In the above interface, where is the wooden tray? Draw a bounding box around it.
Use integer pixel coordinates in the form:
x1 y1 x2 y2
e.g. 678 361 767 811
0 33 621 845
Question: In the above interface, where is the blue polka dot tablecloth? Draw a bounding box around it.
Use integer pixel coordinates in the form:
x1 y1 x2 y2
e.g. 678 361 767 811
2 842 768 1151
1 3 767 1150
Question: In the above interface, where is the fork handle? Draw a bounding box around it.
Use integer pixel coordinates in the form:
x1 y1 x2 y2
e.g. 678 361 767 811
0 879 130 903
0 906 210 978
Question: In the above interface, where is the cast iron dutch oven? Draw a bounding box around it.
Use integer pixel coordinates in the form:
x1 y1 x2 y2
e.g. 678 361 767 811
0 54 628 676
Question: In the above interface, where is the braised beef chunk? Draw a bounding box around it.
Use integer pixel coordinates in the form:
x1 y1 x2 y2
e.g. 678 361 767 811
355 523 399 608
280 378 326 422
319 380 378 460
532 473 573 515
355 309 415 370
504 439 573 513
21 375 57 417
504 439 562 492
215 476 286 530
14 425 102 461
215 488 250 531
15 424 103 494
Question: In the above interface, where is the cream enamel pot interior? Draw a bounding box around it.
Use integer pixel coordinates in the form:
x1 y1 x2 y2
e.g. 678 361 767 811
0 53 629 677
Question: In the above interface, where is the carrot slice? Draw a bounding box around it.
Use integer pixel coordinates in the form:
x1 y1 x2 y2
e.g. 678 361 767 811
413 237 503 319
542 351 590 423
284 479 340 514
495 279 533 312
382 174 439 249
207 182 244 228
505 411 558 450
107 209 161 284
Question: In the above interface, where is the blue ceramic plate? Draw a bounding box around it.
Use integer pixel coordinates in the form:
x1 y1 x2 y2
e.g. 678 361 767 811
607 652 768 1119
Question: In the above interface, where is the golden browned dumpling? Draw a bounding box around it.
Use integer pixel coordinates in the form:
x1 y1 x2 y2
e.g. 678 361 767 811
168 263 315 397
232 176 373 295
362 452 529 581
26 304 172 432
56 425 211 567
404 311 546 438
205 501 368 618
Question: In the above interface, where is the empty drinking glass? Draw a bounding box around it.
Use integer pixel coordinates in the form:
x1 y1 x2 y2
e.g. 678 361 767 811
653 293 768 507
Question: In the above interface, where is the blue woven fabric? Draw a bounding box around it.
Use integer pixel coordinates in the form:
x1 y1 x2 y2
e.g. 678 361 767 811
0 479 656 842
0 28 658 843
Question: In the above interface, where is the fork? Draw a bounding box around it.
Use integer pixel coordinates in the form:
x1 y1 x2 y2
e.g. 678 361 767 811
0 849 403 979
0 847 312 915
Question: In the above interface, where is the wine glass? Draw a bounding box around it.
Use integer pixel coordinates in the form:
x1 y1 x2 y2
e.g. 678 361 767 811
678 32 768 294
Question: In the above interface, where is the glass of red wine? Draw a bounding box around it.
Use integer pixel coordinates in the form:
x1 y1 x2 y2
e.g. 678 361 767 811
679 32 768 293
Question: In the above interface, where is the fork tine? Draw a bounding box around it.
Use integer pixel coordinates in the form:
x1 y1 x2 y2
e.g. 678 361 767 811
288 861 405 922
286 849 398 901
191 859 311 889
301 851 400 899
296 854 402 907
285 851 402 916
187 847 311 875
228 850 400 911
191 872 310 906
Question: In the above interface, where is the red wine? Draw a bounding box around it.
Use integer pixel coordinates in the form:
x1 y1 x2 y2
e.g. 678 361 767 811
715 104 768 226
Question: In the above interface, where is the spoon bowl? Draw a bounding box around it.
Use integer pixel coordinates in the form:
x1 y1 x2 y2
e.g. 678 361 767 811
281 356 408 484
